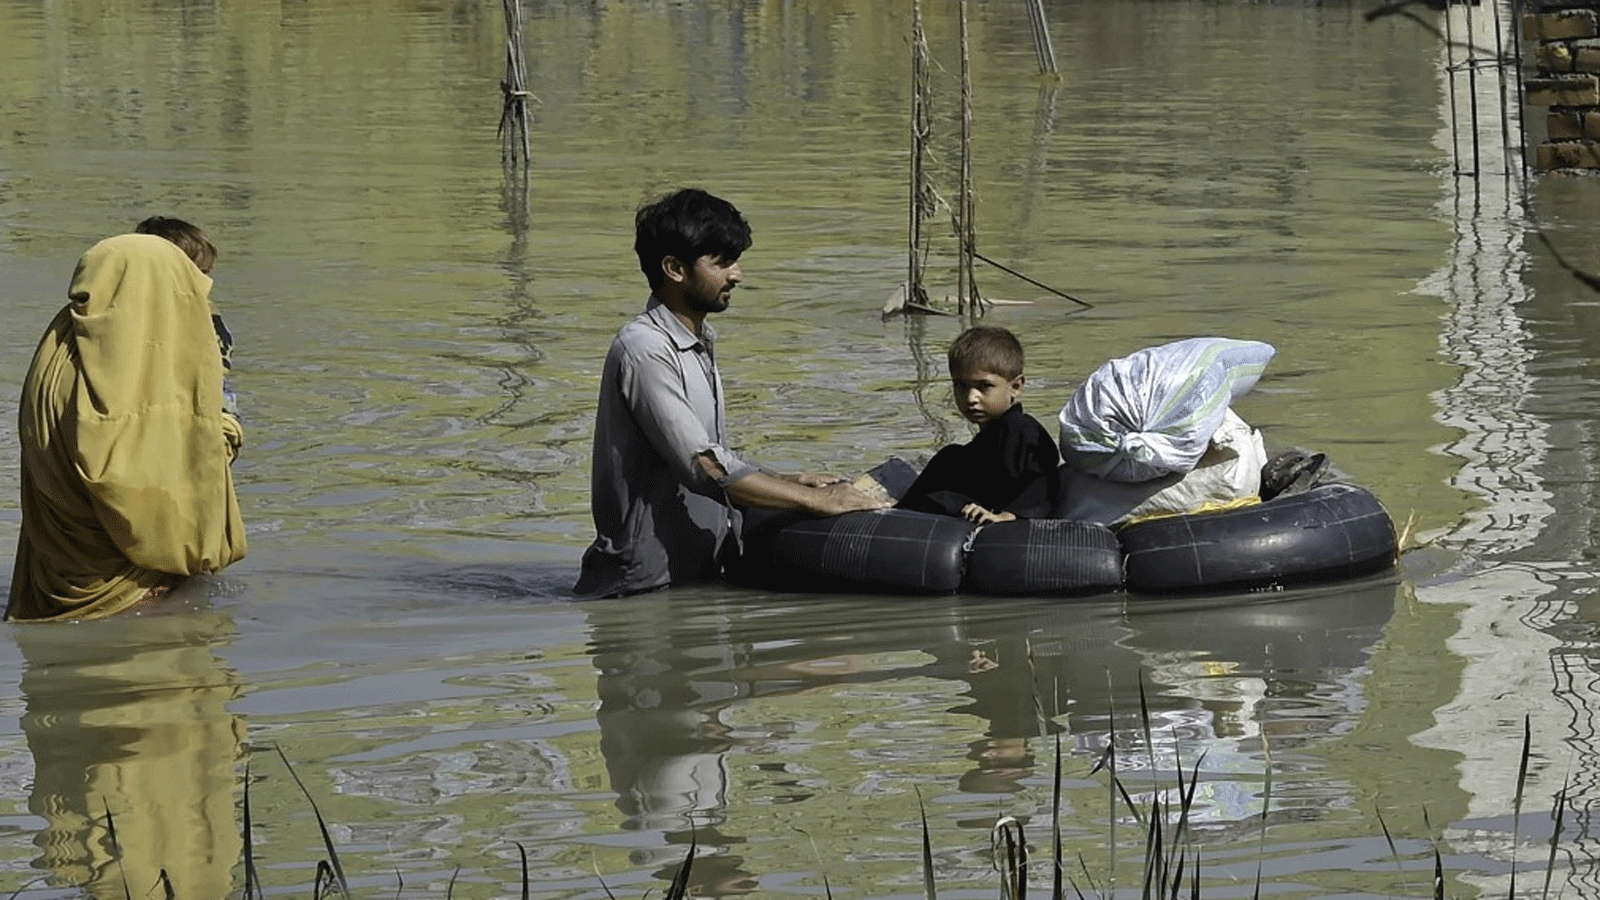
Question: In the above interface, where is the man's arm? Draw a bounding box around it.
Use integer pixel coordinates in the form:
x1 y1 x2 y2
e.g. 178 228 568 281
696 454 887 515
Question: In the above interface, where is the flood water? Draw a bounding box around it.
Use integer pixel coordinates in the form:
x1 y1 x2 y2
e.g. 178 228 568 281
2 0 1599 898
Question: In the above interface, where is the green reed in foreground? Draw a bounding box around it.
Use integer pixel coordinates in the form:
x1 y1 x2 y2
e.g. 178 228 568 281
56 712 1567 900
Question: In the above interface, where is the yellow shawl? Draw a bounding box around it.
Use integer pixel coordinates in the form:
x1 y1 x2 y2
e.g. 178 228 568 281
7 234 247 622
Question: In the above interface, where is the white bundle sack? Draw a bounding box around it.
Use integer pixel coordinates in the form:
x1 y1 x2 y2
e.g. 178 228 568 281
1058 337 1275 483
1055 409 1267 525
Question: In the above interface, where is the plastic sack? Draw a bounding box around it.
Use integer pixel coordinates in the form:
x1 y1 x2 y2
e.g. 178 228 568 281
1058 337 1275 483
1054 409 1266 525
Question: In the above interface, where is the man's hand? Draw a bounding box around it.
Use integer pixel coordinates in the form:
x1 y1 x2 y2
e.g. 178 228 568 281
811 482 893 515
794 472 848 488
962 504 1016 525
722 470 890 515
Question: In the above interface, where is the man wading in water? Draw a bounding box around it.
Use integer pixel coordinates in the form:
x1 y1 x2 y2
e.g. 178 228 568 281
575 188 886 599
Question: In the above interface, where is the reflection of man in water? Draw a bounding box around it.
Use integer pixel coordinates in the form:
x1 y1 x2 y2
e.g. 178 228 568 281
589 598 761 896
18 606 243 898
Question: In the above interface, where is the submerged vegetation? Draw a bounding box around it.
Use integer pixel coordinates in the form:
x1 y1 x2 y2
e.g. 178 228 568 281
43 706 1570 900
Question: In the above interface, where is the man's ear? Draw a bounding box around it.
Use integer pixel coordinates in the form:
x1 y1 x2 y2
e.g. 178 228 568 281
661 255 688 284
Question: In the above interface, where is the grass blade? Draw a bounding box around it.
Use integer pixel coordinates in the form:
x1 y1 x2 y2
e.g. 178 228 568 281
104 802 132 900
1164 749 1205 899
1053 735 1064 900
517 841 531 900
1074 853 1100 900
1189 846 1200 900
314 859 335 900
665 833 697 900
242 759 262 900
1252 732 1273 900
1137 677 1157 796
446 864 461 898
1511 714 1531 900
796 827 835 900
593 851 619 900
272 744 350 897
1375 806 1416 895
991 816 1028 900
1141 794 1161 900
1543 779 1568 900
1110 773 1146 825
919 788 939 900
5 877 46 900
1424 807 1443 900
1106 673 1118 896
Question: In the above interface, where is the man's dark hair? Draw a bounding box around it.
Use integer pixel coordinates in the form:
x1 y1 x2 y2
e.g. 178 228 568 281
135 215 217 274
634 188 752 291
948 326 1025 380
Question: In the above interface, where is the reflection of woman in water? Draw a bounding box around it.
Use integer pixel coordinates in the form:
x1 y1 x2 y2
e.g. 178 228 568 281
7 232 246 621
18 605 244 898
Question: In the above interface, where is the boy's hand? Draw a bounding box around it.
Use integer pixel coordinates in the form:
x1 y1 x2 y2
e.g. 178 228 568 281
962 504 1016 525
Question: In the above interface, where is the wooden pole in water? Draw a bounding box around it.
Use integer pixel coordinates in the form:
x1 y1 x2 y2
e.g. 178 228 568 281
957 0 978 316
1023 0 1058 76
908 0 931 311
498 0 532 170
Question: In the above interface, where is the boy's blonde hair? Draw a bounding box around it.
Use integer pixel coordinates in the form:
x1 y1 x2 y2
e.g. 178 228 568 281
948 326 1025 380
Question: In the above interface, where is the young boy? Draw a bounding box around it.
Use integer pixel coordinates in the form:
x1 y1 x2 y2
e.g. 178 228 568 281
897 326 1061 524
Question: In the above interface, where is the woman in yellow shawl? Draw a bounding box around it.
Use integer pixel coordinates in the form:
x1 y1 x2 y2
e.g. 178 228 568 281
6 233 247 622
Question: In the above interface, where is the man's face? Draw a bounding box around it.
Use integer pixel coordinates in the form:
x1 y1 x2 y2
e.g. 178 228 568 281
950 368 1022 425
680 254 743 314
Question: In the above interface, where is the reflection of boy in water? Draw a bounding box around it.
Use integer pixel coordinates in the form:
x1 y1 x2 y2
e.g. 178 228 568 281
897 327 1060 525
949 639 1065 797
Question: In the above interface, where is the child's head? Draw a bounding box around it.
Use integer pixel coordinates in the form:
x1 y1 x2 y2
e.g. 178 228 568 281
947 326 1025 425
134 216 217 274
634 188 752 292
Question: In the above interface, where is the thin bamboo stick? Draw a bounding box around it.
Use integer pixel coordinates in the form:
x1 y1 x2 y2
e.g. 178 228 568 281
957 0 978 317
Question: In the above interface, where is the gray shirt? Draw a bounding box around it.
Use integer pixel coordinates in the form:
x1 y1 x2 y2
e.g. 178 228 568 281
574 297 759 598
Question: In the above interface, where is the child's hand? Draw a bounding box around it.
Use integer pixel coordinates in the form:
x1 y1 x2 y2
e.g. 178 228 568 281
795 472 848 488
962 504 1016 525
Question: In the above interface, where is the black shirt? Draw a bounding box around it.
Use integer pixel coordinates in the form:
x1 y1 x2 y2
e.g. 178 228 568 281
897 403 1061 519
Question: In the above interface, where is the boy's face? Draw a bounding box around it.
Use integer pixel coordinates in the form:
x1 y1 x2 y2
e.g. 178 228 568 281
950 368 1023 426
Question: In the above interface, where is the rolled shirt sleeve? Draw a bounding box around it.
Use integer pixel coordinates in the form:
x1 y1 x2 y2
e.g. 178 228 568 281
615 338 757 493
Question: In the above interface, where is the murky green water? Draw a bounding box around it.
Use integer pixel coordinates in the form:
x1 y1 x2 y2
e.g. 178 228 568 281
1 1 1598 898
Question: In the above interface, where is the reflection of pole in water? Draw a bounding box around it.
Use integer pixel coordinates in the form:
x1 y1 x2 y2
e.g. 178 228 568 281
905 315 957 449
1016 83 1060 252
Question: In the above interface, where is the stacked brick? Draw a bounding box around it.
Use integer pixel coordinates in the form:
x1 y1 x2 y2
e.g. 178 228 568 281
1524 2 1600 170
